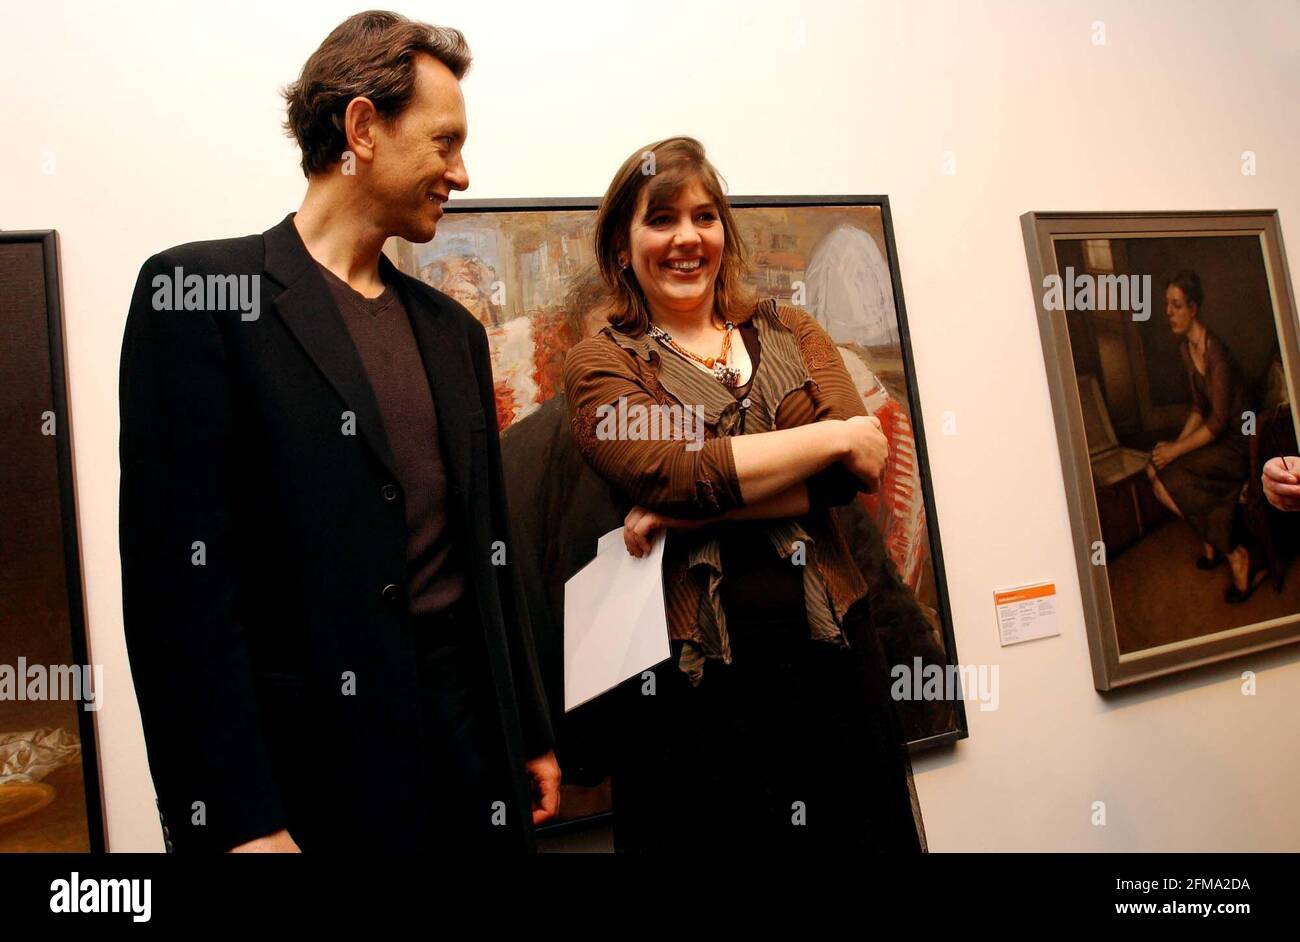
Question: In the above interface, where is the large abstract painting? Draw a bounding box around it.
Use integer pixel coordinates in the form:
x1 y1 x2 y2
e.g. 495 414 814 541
0 231 105 851
390 196 963 827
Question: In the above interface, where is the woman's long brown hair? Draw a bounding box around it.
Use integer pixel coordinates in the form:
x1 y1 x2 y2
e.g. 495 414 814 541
593 136 753 335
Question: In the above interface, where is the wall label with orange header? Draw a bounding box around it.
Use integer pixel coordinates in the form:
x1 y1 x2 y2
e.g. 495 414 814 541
993 581 1059 646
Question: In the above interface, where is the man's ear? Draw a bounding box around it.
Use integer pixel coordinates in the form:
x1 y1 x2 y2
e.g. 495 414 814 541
343 96 380 164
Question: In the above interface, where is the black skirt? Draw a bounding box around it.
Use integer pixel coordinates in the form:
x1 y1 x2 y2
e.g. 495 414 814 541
607 529 924 853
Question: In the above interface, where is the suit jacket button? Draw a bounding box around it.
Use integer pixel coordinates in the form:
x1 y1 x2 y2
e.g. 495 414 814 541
381 483 399 501
381 583 400 603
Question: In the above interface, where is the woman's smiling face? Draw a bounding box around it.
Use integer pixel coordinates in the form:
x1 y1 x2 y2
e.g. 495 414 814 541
625 176 725 320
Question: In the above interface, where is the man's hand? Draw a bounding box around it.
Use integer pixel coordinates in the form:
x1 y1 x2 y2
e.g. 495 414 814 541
1263 456 1300 512
525 750 561 825
227 828 301 853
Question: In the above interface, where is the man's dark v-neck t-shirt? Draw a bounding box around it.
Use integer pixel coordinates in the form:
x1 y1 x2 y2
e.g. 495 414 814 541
316 261 465 616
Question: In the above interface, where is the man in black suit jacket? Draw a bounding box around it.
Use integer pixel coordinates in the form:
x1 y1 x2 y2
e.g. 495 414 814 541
119 11 559 853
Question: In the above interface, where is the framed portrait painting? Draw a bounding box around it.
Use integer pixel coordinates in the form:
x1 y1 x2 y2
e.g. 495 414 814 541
389 196 964 829
1023 210 1300 690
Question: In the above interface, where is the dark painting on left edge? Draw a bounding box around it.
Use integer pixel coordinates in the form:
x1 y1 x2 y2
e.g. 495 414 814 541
0 231 106 851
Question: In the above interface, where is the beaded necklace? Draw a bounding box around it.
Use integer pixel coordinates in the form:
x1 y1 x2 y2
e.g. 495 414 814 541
647 320 741 387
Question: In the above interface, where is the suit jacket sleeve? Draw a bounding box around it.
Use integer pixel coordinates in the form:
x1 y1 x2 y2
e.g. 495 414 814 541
119 251 287 852
470 320 556 757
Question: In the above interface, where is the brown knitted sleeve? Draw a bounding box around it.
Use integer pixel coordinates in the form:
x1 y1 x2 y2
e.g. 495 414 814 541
777 305 876 506
562 336 744 519
777 304 870 422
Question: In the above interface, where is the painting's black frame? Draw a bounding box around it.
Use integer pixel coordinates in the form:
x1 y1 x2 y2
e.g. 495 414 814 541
0 230 107 852
424 195 967 835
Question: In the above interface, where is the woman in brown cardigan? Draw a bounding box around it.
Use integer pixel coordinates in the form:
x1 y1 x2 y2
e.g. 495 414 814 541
563 136 924 852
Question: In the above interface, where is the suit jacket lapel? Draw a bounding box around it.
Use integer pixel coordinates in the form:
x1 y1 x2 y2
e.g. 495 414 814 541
263 213 399 481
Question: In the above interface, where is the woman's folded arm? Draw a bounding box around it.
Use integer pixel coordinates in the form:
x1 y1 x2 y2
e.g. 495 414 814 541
564 337 854 517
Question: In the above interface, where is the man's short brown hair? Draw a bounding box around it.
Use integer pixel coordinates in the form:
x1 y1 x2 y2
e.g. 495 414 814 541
282 10 471 177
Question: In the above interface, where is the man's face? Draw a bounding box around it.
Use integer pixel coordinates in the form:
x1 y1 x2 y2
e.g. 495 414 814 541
368 53 469 243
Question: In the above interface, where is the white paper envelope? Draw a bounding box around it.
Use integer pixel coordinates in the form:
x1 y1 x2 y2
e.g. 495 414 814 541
563 527 670 711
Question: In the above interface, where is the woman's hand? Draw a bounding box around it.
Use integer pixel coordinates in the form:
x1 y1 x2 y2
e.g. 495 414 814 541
841 415 889 491
623 506 700 557
1151 441 1178 469
1263 456 1300 512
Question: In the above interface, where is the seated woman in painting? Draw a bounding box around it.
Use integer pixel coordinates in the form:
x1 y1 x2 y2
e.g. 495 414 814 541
1146 270 1261 602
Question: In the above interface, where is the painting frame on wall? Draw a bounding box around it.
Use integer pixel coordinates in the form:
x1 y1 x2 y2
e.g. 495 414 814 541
0 230 107 852
1022 210 1300 691
389 196 965 831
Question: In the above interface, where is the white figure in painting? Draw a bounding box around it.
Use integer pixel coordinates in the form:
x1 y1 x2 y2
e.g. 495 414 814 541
805 224 899 348
804 224 926 593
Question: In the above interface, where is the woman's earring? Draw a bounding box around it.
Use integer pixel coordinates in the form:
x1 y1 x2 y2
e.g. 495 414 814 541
618 256 629 271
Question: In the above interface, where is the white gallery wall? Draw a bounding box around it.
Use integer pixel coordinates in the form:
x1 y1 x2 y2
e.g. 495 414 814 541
2 0 1298 852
